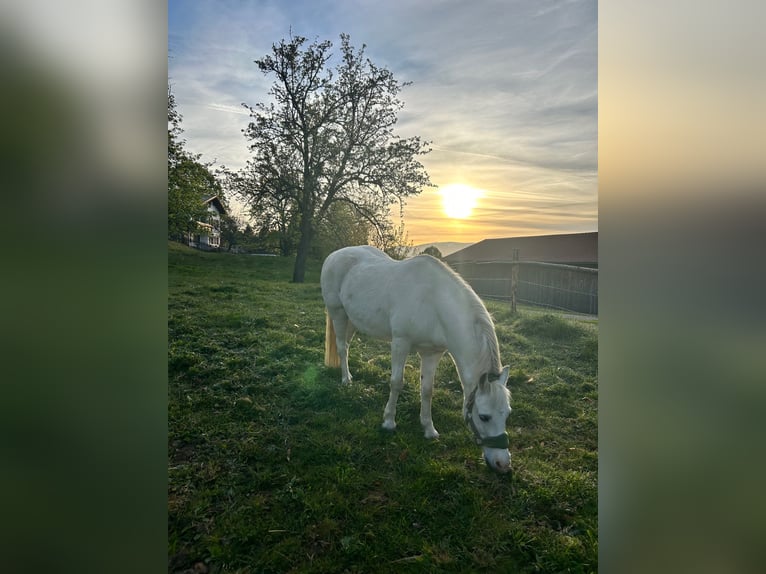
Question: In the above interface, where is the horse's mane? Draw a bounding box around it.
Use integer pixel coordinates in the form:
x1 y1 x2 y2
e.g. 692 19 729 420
414 255 502 375
474 311 503 376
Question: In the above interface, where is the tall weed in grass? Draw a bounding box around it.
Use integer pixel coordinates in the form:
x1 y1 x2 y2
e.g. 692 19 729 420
168 242 597 573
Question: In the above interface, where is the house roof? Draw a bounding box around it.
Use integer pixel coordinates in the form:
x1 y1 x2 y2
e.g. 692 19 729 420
444 231 598 266
202 195 226 215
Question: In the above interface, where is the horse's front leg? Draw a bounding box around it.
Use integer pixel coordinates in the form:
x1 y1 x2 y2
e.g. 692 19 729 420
419 351 443 439
382 338 411 431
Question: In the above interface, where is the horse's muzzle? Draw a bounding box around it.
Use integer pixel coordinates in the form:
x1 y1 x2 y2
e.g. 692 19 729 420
484 454 512 474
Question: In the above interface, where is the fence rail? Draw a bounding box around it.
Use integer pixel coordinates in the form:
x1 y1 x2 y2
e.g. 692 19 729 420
449 259 598 315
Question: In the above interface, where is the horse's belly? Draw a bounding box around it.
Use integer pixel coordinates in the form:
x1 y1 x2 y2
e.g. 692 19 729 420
337 258 444 344
393 311 448 349
340 294 393 339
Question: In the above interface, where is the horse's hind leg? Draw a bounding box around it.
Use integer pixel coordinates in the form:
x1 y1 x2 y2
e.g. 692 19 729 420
331 311 356 384
382 338 411 431
418 351 444 439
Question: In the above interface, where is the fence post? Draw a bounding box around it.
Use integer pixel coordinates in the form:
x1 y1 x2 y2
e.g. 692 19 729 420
510 248 519 313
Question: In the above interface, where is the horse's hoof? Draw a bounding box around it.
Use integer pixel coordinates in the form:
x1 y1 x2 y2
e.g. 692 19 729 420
381 421 396 432
424 429 440 440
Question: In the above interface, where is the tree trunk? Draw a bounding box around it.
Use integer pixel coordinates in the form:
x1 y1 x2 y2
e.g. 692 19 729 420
292 212 314 283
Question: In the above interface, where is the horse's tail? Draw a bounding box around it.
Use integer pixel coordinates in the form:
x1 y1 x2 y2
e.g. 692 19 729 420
324 309 340 368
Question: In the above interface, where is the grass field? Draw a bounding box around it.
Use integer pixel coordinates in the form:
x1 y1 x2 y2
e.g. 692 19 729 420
168 242 597 573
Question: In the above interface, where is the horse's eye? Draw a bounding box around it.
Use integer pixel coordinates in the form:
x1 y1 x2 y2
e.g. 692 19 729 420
479 414 491 422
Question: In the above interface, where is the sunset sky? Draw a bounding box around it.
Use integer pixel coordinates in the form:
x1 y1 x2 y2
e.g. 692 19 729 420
168 0 597 244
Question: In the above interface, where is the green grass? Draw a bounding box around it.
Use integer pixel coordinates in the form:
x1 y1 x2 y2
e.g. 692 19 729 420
168 241 598 573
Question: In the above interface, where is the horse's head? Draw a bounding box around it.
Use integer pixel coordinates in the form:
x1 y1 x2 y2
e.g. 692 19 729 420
466 366 512 474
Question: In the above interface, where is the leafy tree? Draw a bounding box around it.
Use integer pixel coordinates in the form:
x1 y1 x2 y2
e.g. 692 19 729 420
374 218 414 260
168 86 219 241
313 201 374 258
420 245 443 259
241 34 432 282
218 213 242 252
225 164 300 256
168 158 222 241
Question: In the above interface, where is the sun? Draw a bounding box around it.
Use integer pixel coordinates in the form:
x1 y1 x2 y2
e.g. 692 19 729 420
440 184 481 219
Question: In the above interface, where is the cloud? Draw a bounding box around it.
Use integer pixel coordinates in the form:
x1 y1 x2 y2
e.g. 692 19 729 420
206 103 250 116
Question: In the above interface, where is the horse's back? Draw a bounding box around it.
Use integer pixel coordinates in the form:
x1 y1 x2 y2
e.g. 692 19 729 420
322 246 458 308
323 245 389 272
322 247 457 344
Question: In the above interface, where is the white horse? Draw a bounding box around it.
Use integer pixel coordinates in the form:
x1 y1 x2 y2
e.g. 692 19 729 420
320 245 512 473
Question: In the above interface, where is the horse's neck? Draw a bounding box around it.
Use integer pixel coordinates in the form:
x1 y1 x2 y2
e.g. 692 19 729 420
446 303 500 400
448 318 489 394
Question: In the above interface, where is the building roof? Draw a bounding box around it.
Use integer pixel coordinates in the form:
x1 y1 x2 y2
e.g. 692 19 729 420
444 231 598 266
202 195 226 215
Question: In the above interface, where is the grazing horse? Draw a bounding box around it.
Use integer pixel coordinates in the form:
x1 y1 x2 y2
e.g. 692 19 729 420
320 245 512 473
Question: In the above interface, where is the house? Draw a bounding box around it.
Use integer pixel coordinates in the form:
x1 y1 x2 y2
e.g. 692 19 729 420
444 231 598 267
188 196 226 250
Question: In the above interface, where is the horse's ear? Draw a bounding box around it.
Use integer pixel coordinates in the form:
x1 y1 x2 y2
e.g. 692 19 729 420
497 365 510 387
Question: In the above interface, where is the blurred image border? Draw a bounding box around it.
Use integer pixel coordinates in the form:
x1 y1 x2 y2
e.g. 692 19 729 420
1 1 763 572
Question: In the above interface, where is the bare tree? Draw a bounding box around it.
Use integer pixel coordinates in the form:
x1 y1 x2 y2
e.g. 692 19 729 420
241 33 432 282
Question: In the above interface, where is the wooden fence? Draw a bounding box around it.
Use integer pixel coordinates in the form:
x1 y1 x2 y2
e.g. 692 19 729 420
449 259 598 315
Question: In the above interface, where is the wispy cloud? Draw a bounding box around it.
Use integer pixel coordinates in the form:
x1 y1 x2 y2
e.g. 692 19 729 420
206 103 250 116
